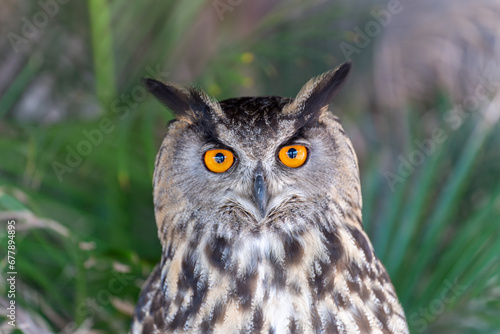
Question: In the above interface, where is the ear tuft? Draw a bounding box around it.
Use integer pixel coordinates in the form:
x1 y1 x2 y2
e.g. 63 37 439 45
283 62 351 120
143 78 222 123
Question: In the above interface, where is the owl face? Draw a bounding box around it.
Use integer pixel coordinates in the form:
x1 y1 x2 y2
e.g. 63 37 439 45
146 63 360 239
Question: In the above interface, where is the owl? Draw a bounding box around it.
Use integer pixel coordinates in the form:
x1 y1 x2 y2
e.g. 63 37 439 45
131 63 409 334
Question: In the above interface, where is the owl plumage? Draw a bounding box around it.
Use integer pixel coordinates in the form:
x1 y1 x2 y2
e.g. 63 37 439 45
131 63 409 334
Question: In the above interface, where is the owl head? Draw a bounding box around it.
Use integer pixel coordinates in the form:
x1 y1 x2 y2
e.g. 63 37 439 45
145 62 360 243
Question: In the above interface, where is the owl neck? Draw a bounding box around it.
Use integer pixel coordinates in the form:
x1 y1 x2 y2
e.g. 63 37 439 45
159 208 372 301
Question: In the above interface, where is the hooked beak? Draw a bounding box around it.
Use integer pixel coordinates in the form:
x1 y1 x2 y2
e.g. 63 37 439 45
253 171 268 219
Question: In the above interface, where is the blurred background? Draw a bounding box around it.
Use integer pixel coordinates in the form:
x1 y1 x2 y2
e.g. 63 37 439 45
1 0 500 333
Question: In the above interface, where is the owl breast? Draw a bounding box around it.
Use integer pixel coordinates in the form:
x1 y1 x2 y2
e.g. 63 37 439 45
133 204 408 334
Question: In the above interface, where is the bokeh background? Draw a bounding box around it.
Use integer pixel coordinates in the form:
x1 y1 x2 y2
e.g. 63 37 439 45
1 0 500 333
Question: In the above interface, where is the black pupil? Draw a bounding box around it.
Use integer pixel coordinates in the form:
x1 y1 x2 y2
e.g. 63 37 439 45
287 148 298 159
214 152 225 164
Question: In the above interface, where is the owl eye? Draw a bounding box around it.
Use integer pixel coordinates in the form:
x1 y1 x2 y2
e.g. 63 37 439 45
204 149 234 173
278 145 308 168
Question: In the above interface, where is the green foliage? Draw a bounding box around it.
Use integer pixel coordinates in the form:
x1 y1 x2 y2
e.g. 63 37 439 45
1 1 499 333
361 104 500 333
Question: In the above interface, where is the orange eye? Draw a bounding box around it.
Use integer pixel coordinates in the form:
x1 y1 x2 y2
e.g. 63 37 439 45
278 145 308 168
204 149 234 173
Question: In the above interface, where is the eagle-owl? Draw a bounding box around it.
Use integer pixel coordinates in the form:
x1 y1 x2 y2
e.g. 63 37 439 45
131 63 409 334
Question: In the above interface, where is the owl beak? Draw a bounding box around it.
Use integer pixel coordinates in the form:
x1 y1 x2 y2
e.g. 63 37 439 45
253 172 268 218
